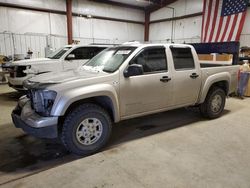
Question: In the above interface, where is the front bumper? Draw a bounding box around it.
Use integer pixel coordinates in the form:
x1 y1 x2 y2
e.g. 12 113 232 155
11 96 58 139
8 75 32 90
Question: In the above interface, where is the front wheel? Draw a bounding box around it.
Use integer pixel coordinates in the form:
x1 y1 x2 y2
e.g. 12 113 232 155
61 103 112 156
199 87 226 119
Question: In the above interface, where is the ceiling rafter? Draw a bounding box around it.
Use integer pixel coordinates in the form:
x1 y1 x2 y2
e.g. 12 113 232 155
89 0 145 10
146 0 178 12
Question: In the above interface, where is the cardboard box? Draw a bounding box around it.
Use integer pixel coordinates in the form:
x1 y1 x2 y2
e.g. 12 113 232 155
198 54 214 61
216 54 233 61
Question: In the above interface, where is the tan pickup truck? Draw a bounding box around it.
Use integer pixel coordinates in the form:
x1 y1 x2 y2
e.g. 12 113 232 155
12 43 239 155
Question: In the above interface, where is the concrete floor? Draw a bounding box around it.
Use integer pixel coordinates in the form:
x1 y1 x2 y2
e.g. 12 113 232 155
0 84 250 188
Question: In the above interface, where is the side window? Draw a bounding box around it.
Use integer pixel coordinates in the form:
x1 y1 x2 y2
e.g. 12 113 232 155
67 47 91 60
130 47 167 73
91 47 106 58
170 47 195 70
68 47 106 60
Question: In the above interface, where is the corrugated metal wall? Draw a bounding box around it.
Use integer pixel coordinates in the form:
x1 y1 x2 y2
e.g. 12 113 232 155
0 0 144 57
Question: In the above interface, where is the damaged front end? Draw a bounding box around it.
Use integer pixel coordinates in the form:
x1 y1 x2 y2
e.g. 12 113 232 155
11 80 59 139
24 80 57 117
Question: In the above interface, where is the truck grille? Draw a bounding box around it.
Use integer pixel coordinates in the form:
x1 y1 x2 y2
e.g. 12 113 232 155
9 67 15 78
9 66 27 78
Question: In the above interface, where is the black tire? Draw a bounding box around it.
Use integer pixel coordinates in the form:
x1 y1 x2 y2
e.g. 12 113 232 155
199 87 226 119
61 103 112 156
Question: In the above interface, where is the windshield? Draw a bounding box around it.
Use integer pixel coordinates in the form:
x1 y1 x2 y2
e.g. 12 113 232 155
47 47 71 59
83 46 136 73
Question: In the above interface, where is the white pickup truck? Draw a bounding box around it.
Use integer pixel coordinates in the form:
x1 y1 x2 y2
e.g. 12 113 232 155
8 44 109 90
12 43 239 155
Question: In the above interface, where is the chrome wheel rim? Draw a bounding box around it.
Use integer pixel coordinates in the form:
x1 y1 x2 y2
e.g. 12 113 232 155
76 118 103 145
211 94 222 113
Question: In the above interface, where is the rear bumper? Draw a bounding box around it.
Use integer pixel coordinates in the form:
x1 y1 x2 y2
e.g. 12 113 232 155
11 97 58 139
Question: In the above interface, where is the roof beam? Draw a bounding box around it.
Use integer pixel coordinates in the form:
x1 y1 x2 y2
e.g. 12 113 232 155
66 0 73 44
150 12 202 24
89 0 145 10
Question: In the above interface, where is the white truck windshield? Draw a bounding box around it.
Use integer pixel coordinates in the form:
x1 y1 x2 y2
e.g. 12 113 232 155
47 47 71 59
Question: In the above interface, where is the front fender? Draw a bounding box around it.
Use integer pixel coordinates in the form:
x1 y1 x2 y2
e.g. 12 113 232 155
199 72 230 103
51 83 120 122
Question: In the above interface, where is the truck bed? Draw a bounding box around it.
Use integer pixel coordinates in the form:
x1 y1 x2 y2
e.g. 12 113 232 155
200 64 239 95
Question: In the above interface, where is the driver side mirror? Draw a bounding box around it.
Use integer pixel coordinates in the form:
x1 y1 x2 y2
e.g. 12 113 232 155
124 64 144 78
66 54 75 60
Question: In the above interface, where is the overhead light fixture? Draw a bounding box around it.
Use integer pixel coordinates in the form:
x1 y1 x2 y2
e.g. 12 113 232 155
135 0 153 4
86 14 92 18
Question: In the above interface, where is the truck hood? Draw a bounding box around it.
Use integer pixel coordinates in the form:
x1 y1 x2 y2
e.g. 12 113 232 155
28 68 107 84
12 58 59 66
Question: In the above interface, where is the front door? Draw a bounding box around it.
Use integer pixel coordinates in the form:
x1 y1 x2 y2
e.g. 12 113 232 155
119 46 173 118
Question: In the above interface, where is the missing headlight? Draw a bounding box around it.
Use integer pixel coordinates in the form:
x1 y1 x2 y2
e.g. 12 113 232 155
32 90 57 116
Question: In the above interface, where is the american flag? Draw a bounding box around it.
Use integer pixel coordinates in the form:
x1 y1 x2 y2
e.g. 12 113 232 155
201 0 248 43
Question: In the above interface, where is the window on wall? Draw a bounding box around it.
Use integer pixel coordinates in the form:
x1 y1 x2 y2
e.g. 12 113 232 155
130 47 168 73
170 47 195 70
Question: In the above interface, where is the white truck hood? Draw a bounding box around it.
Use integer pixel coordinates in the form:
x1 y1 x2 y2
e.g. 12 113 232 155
12 58 59 66
28 68 107 84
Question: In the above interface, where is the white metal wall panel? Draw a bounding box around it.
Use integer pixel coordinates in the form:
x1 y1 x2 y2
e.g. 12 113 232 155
127 24 144 42
240 8 250 47
73 0 144 22
50 13 67 36
149 16 202 43
0 7 9 32
183 16 202 40
149 22 172 41
72 16 144 43
185 0 203 15
150 0 203 21
0 0 66 11
241 7 250 35
73 17 93 38
93 19 128 42
7 8 50 34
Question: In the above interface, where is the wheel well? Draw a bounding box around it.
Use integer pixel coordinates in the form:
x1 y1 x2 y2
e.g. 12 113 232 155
60 96 115 123
210 81 228 94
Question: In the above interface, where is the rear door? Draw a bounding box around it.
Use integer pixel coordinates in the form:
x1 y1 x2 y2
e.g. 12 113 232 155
63 47 106 70
170 46 202 106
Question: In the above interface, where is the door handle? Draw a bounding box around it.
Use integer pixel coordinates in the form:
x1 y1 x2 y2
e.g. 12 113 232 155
160 76 171 82
190 73 199 79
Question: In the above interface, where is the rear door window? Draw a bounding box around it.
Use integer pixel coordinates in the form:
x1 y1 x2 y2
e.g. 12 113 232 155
170 47 195 70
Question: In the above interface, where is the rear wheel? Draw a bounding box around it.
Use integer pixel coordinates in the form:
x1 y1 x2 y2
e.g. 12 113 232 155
199 87 226 119
61 103 112 156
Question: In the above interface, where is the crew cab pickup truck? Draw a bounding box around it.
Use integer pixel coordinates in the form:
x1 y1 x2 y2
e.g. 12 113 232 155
12 43 239 155
8 44 109 90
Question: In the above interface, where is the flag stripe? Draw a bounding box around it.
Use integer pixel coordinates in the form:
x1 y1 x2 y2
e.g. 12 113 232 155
224 14 235 41
203 0 213 42
220 15 231 42
208 0 220 42
227 14 239 41
201 0 207 42
211 0 223 42
236 11 247 41
232 13 243 41
205 0 216 42
214 17 224 42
